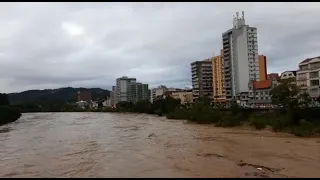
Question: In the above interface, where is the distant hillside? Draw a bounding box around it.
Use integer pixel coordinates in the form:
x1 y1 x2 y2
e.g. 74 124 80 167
8 87 110 104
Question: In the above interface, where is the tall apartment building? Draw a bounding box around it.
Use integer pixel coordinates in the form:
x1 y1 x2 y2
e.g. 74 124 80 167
296 56 320 98
191 59 213 100
115 76 137 103
222 11 259 101
128 82 149 103
110 86 116 106
258 55 267 81
115 76 149 103
212 49 226 103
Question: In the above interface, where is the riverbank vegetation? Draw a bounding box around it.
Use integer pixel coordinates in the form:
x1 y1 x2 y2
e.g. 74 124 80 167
12 78 320 137
166 78 320 137
0 93 22 126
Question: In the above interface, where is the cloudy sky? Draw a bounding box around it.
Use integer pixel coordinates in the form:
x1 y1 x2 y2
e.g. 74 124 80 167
0 2 319 93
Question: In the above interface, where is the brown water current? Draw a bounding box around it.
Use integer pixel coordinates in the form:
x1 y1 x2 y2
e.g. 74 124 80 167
0 112 319 178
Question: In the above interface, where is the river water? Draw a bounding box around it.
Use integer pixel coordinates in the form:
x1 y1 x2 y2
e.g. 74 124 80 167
0 113 319 178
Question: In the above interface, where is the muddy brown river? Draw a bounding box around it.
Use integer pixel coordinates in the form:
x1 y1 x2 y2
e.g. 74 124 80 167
0 113 319 178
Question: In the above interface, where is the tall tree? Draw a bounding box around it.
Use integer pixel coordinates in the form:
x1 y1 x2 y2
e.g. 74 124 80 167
269 77 299 109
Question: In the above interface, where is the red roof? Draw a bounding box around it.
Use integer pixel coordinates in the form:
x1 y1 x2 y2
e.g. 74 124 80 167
252 79 272 89
299 56 320 64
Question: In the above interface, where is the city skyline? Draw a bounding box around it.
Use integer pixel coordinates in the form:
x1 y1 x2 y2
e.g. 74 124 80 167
0 2 319 93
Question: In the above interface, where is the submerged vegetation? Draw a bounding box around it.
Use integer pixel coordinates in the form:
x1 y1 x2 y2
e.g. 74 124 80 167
0 93 21 126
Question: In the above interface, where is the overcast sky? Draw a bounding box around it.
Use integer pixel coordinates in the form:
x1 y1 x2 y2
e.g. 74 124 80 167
0 2 319 93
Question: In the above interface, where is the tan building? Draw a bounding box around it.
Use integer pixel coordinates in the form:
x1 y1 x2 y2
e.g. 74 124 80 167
258 55 267 81
211 49 226 103
170 90 193 104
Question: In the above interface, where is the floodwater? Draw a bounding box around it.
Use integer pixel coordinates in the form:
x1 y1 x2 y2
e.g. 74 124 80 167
0 113 319 178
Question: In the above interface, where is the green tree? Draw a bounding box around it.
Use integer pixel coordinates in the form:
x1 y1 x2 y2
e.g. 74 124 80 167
133 100 152 113
269 77 299 109
298 92 312 108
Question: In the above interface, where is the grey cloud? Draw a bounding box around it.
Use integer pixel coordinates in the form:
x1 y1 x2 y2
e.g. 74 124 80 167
0 2 319 93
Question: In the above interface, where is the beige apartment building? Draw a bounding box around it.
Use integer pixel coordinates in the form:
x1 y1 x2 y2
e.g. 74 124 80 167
211 49 226 103
296 56 320 98
170 90 193 105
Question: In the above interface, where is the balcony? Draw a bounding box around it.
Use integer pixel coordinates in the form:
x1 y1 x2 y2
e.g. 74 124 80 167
297 77 307 81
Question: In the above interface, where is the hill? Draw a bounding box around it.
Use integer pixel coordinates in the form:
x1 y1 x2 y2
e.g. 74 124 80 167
8 87 110 104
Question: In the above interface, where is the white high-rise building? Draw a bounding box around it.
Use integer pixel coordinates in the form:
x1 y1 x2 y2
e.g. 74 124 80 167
115 76 137 103
114 76 150 104
222 11 259 102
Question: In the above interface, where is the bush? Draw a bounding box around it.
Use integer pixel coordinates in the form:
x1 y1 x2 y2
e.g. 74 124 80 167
289 120 320 137
249 115 269 130
166 108 189 120
216 113 242 127
269 115 290 132
0 106 22 126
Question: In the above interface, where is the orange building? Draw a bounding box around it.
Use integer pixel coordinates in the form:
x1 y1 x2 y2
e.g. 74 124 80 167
258 55 267 81
211 49 226 103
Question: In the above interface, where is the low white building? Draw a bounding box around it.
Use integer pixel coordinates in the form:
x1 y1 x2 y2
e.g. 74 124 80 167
76 101 89 109
150 85 167 103
280 70 297 80
102 98 112 107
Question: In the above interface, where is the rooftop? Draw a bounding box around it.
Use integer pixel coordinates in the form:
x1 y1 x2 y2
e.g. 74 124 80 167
299 56 320 64
252 79 272 90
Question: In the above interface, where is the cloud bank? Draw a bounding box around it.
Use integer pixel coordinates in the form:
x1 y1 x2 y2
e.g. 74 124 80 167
0 2 319 93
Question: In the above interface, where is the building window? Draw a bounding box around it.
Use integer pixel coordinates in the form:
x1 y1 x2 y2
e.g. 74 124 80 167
310 80 320 86
310 72 319 78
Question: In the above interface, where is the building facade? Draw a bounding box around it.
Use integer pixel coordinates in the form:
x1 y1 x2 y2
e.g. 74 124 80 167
212 49 226 103
296 56 320 98
191 59 213 100
258 55 267 81
248 78 278 106
151 85 167 102
280 70 297 80
110 86 116 106
115 76 149 103
128 82 149 103
170 90 193 105
267 73 279 80
115 76 137 103
222 11 259 102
